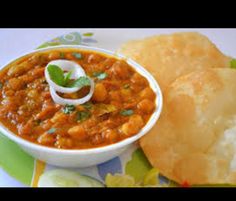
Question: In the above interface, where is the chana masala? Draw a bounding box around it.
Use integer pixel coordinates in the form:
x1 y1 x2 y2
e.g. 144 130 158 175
0 49 156 149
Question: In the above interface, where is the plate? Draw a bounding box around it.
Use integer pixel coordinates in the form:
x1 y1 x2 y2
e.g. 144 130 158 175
0 29 235 187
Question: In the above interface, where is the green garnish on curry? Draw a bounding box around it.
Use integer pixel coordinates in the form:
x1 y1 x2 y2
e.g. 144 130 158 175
92 72 108 80
47 64 91 88
47 128 56 134
72 52 83 60
82 102 93 110
76 111 91 122
120 109 134 116
59 52 65 59
62 104 76 114
123 84 130 89
66 76 91 88
47 65 65 86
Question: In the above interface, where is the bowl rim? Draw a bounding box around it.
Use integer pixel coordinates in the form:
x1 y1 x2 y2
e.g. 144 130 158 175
0 44 163 155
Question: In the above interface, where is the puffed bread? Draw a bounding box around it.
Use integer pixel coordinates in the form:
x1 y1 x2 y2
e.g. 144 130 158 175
140 68 236 185
118 32 231 91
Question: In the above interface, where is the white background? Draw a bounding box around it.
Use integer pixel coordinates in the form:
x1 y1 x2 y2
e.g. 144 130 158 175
0 29 236 67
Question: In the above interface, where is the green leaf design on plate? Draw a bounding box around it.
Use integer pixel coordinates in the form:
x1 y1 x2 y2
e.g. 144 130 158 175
37 42 61 49
58 32 82 45
83 32 94 37
125 148 152 183
0 133 34 185
36 32 82 49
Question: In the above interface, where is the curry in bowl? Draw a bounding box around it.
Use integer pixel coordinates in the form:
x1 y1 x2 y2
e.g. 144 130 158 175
0 48 157 149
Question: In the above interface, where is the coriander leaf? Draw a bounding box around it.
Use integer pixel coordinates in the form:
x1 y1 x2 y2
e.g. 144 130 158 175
72 52 83 59
123 84 130 89
82 102 93 110
93 104 117 116
76 111 91 122
64 71 73 85
66 76 91 88
42 80 48 84
230 59 236 69
47 128 56 134
83 32 94 37
0 82 3 89
62 104 76 114
60 52 65 58
120 109 134 116
93 72 107 80
33 119 41 126
47 64 65 86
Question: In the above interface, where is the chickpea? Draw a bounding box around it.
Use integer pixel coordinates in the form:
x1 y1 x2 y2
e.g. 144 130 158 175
36 106 57 120
120 89 132 101
42 91 51 99
8 78 25 90
140 87 155 100
130 83 143 93
137 99 155 114
102 58 116 69
18 121 33 135
20 74 34 83
92 83 108 102
131 73 148 86
102 129 118 142
31 68 45 77
110 101 122 109
8 59 34 76
30 54 48 65
48 52 61 60
91 134 104 145
41 119 53 130
87 54 103 64
55 136 73 149
4 90 15 97
29 54 41 65
83 117 98 129
121 122 134 136
65 52 75 60
27 89 39 99
68 125 87 140
109 91 121 101
121 115 144 136
51 112 67 124
7 64 25 76
129 114 144 128
111 61 130 79
37 133 55 145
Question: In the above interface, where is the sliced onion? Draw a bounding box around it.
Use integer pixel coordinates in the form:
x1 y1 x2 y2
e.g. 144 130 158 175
50 77 95 106
45 60 86 94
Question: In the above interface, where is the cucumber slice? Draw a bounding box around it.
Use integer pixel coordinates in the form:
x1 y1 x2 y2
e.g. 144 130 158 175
105 173 136 187
38 169 104 187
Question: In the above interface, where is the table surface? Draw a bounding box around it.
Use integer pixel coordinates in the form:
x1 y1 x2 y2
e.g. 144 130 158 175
0 28 236 187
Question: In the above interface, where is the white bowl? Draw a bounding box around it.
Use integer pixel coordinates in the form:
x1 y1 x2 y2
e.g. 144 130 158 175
0 45 163 168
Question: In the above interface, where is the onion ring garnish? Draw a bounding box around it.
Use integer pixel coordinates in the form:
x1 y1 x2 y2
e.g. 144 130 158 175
45 60 86 94
49 77 95 106
45 59 95 106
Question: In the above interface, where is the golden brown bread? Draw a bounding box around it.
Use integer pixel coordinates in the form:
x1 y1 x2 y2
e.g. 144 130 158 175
118 32 231 91
140 68 236 185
